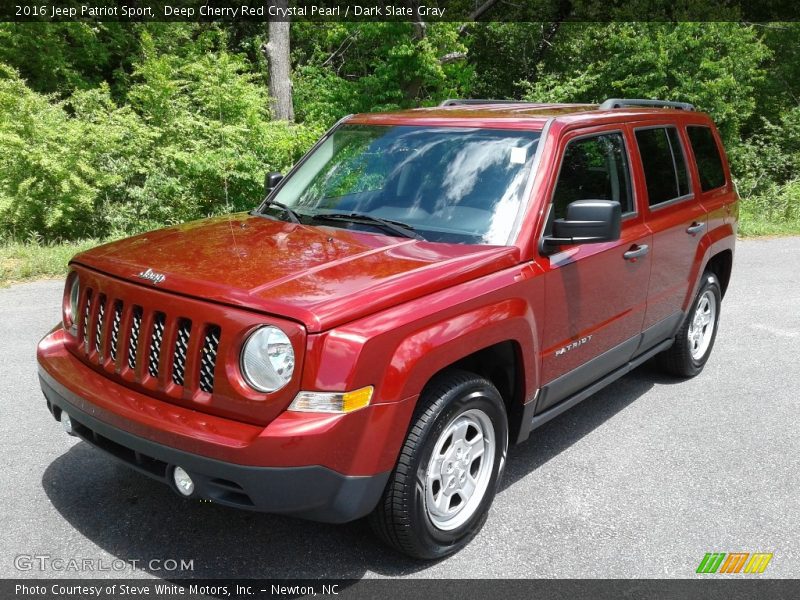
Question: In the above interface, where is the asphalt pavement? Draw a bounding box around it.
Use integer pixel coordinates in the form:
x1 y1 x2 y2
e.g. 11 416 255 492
1 237 798 579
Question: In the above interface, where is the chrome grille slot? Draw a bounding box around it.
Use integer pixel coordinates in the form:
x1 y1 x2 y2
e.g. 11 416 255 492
147 312 166 378
127 306 143 370
109 301 123 363
171 319 191 386
94 294 106 357
82 289 92 352
198 325 221 393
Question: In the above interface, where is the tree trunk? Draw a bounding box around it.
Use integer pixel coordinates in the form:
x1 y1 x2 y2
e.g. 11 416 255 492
262 2 294 122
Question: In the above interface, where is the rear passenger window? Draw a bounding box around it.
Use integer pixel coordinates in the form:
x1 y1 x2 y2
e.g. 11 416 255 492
635 127 691 206
551 132 633 219
687 126 726 191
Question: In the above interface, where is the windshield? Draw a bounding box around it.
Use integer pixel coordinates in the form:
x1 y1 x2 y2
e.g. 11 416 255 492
266 124 541 245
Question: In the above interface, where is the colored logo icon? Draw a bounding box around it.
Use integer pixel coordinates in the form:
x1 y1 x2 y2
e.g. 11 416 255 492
696 552 773 574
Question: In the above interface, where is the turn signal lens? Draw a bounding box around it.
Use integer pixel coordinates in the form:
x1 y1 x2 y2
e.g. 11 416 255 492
341 387 374 412
288 386 374 414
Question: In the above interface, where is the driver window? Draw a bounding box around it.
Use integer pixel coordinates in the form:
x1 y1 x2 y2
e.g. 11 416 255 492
552 132 633 219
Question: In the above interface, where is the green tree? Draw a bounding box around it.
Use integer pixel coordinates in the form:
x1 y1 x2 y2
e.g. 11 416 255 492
746 23 800 133
521 23 770 142
466 22 562 99
0 27 321 242
2 21 799 242
0 22 138 98
125 32 320 231
0 64 146 239
291 22 471 125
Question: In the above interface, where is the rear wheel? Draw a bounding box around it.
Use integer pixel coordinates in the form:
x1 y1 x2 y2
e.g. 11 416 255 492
658 272 722 377
369 370 508 559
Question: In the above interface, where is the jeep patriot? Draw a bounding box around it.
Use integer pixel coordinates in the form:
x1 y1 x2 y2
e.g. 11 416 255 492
37 98 737 559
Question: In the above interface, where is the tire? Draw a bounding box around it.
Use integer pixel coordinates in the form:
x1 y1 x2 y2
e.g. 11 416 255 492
369 370 508 560
658 272 722 378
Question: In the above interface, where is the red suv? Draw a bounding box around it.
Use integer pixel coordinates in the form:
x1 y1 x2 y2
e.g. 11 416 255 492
37 98 737 559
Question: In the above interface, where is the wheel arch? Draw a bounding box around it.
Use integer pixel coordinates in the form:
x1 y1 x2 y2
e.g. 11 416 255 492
684 225 735 311
704 248 733 297
422 340 529 446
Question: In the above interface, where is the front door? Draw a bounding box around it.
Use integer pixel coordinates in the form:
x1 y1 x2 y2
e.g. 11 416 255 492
537 127 652 413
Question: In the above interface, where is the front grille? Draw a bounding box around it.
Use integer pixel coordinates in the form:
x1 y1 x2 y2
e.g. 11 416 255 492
199 325 221 393
74 284 221 396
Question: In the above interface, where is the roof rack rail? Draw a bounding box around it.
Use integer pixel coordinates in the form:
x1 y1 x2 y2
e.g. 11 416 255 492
439 99 525 107
599 98 695 111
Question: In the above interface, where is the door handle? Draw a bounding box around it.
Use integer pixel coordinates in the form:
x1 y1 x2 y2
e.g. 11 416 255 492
686 222 706 235
623 244 649 261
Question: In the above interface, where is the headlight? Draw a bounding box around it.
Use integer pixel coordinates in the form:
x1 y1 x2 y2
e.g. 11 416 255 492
240 326 295 392
63 273 80 335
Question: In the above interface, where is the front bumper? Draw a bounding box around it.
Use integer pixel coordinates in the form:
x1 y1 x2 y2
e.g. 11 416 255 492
37 328 416 523
41 376 387 522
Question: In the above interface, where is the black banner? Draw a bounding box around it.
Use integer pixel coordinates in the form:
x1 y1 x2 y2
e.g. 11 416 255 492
1 0 799 22
4 579 800 600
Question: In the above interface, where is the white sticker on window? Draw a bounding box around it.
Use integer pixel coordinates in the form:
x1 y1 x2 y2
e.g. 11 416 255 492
510 147 527 164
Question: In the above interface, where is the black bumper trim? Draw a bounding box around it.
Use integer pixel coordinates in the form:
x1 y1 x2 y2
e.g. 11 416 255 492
40 375 389 523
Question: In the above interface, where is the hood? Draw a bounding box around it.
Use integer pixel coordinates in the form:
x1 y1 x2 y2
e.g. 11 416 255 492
72 214 521 332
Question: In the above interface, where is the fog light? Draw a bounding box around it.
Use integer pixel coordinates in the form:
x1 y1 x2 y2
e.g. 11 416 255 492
61 412 75 436
172 466 195 496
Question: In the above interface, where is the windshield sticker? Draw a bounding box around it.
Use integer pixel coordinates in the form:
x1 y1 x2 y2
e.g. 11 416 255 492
510 147 527 164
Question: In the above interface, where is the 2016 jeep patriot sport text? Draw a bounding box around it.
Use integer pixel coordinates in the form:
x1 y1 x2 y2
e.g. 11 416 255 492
37 98 737 559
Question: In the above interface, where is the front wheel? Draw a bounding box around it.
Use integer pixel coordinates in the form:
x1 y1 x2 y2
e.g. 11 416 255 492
369 370 508 559
658 272 722 377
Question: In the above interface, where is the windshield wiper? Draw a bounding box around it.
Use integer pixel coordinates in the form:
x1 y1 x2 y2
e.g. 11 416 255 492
259 198 301 224
311 212 423 240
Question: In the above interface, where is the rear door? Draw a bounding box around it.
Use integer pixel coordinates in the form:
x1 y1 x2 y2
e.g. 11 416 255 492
537 126 652 413
633 125 707 340
686 123 737 240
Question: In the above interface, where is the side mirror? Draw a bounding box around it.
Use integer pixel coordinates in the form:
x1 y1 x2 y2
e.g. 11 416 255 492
543 200 621 250
264 171 283 195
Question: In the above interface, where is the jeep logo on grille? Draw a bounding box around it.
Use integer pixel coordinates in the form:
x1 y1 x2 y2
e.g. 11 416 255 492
136 268 166 285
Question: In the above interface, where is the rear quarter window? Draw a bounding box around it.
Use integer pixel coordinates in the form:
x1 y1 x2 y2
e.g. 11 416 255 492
687 126 727 192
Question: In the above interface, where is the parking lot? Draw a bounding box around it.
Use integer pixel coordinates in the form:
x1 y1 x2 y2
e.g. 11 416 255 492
1 237 798 579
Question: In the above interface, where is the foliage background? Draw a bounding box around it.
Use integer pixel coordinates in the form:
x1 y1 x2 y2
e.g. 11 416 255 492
1 21 799 246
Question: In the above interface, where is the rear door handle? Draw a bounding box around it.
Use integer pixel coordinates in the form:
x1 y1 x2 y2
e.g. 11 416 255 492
686 222 706 235
623 244 649 261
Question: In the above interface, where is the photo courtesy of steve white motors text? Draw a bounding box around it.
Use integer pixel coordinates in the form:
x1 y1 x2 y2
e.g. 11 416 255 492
14 583 341 597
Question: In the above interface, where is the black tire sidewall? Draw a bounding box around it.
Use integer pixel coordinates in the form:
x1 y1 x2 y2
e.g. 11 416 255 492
688 274 722 369
408 379 508 557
